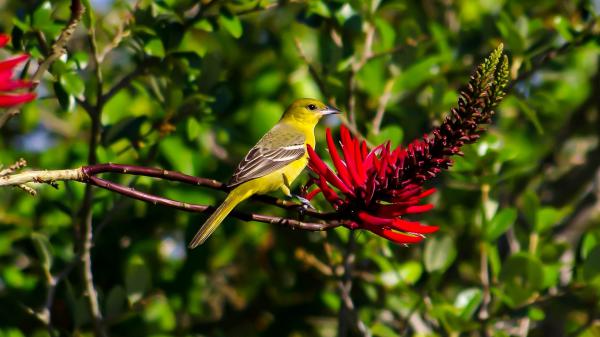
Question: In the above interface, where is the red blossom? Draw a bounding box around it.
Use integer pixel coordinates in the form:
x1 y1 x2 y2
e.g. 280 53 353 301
0 34 36 108
306 126 439 244
305 45 509 244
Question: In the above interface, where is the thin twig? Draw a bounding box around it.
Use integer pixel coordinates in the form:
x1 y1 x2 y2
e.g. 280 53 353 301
293 38 330 100
346 23 376 130
337 231 370 337
371 77 395 135
78 17 106 336
0 158 27 177
0 0 85 128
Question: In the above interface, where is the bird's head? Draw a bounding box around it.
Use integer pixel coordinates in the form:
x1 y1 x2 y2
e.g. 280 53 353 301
281 98 340 126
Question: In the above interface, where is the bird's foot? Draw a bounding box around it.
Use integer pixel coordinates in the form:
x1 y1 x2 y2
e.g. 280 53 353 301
293 194 316 210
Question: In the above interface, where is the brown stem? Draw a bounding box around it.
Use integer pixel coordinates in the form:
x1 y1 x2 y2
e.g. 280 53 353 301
293 38 330 100
0 163 344 231
79 17 106 336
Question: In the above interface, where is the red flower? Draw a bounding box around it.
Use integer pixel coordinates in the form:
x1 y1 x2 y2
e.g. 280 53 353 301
0 34 36 108
306 126 439 244
305 45 509 244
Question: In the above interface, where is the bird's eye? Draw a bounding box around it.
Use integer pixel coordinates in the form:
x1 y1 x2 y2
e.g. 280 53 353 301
307 104 317 110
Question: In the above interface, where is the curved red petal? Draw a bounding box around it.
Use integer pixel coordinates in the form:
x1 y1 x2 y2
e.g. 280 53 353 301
353 139 367 186
374 200 420 217
341 136 362 187
0 54 29 72
307 145 355 196
305 188 321 201
419 188 436 198
390 219 439 234
404 204 434 214
357 211 393 225
0 92 36 107
317 176 341 204
0 34 9 48
0 79 34 91
326 128 353 187
360 140 368 160
365 225 424 244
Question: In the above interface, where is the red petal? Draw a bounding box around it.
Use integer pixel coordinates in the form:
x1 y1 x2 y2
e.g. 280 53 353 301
0 34 9 48
364 174 377 204
378 144 389 182
326 128 353 187
0 54 29 72
353 139 367 186
419 188 436 198
317 176 341 204
0 92 36 107
363 146 381 172
365 224 424 244
305 188 321 201
307 145 354 196
391 219 439 234
0 79 34 91
341 133 362 188
374 200 420 217
405 204 434 214
357 211 393 225
392 185 421 200
361 140 368 160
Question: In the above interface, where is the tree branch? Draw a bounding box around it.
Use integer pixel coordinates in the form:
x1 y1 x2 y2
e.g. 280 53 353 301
0 163 345 231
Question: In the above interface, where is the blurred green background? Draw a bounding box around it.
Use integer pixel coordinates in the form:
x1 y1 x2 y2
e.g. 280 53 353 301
0 0 599 336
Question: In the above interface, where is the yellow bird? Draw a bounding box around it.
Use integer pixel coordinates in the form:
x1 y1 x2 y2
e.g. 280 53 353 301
188 98 340 248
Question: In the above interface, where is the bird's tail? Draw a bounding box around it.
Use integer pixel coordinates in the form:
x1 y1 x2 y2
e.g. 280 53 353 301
188 187 251 249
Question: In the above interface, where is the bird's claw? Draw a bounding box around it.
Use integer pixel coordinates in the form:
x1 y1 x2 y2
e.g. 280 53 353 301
293 194 316 211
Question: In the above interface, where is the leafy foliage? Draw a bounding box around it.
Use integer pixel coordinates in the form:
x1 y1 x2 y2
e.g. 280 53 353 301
0 0 599 336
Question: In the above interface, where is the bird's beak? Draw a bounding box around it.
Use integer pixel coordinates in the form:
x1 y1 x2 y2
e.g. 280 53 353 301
321 105 341 115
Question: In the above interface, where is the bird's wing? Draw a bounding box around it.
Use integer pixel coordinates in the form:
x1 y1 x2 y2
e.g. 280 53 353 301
228 124 306 188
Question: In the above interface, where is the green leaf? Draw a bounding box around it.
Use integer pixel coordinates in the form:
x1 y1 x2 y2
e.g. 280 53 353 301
484 208 517 241
535 207 568 233
186 117 202 140
106 286 127 318
371 322 398 337
32 2 53 29
499 253 544 308
374 18 395 51
125 255 152 304
424 235 457 273
218 10 243 39
528 307 545 321
144 38 165 58
102 116 147 146
60 72 85 98
370 125 403 146
193 19 214 32
522 190 540 228
514 97 544 134
53 81 75 112
308 1 331 18
581 232 599 260
454 288 483 319
81 0 95 27
553 16 574 41
397 261 423 285
30 232 53 272
583 246 600 283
